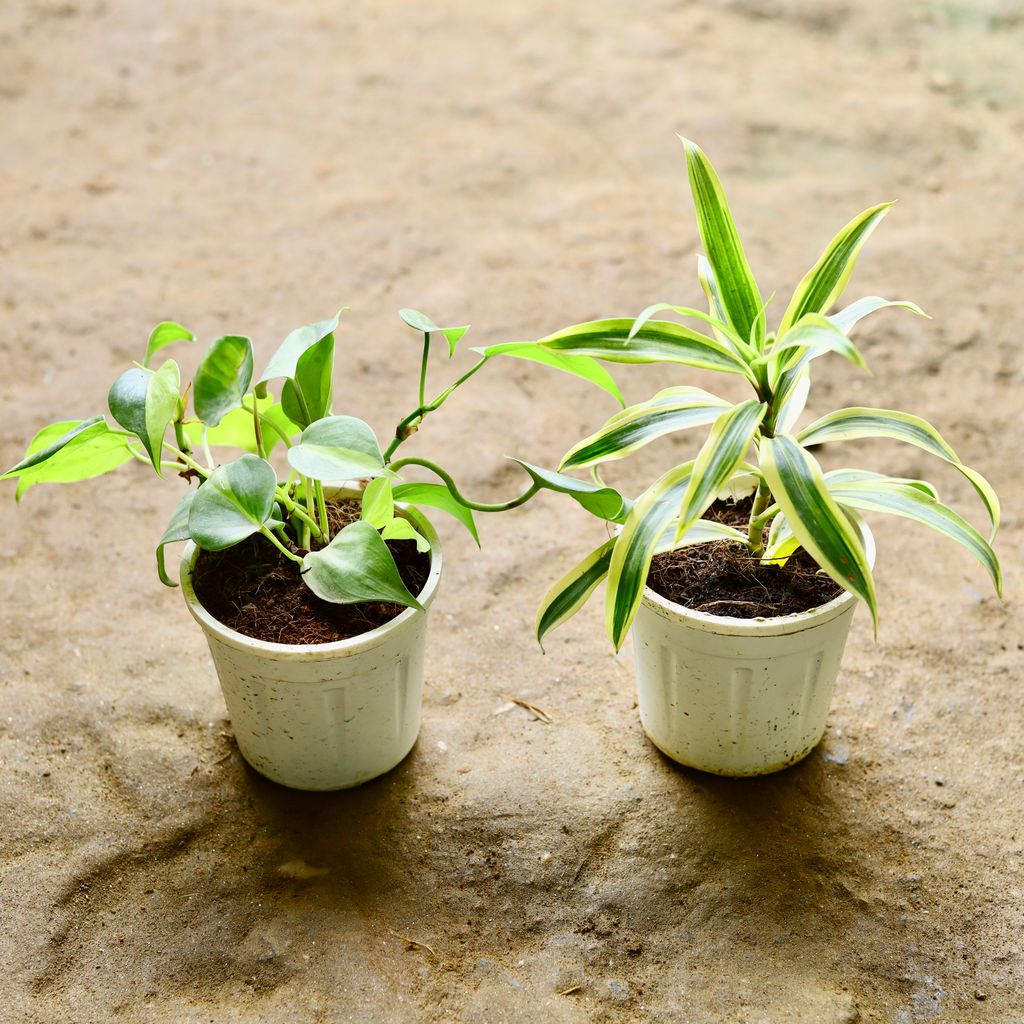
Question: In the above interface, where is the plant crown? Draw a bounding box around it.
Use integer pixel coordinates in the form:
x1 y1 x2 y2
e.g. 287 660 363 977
494 137 1002 650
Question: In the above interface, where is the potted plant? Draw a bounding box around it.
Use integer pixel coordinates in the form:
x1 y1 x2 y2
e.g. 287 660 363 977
2 308 538 791
496 138 1002 776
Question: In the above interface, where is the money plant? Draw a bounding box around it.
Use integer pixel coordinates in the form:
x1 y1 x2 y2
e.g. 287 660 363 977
2 308 563 611
495 138 1002 651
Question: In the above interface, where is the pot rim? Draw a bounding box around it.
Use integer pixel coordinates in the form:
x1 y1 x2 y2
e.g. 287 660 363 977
179 492 442 659
639 521 876 638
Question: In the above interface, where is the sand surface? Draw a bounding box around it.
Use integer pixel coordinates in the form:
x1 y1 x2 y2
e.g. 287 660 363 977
1 1 1022 1021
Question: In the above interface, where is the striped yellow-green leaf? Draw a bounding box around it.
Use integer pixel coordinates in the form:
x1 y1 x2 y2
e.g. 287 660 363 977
762 510 800 564
472 341 625 407
607 461 695 650
656 517 747 554
777 202 893 337
629 302 754 359
674 399 767 542
825 471 1001 596
536 317 758 384
680 137 764 348
759 434 878 631
560 387 732 471
764 313 868 379
772 366 810 435
536 537 615 650
829 296 928 334
797 407 999 539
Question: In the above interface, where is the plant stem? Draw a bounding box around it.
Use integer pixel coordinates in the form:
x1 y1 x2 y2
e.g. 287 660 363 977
251 396 267 460
173 420 191 454
747 481 773 557
242 400 293 448
259 525 304 564
383 355 490 463
389 456 539 512
300 475 315 549
201 428 214 469
163 444 212 479
418 332 430 409
275 488 323 543
314 480 331 543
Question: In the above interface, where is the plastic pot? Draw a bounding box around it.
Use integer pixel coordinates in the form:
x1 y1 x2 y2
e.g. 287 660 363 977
632 499 875 777
179 498 442 791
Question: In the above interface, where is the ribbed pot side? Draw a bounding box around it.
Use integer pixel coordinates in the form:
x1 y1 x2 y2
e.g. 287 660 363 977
632 524 875 777
179 503 442 791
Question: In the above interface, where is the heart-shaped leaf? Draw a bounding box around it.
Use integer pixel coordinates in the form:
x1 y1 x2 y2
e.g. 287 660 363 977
281 332 334 428
510 459 629 523
392 481 479 545
287 416 393 482
3 418 134 500
360 477 394 529
256 311 343 395
194 335 254 427
301 520 423 608
156 489 197 586
380 516 430 552
399 308 470 357
188 455 280 550
144 321 194 367
108 359 181 473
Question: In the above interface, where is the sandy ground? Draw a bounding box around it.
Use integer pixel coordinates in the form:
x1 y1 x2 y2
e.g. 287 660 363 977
1 1 1022 1021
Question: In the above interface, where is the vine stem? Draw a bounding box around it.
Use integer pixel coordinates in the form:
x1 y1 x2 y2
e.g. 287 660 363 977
389 456 539 512
314 480 331 544
383 356 490 463
241 400 293 448
259 525 303 564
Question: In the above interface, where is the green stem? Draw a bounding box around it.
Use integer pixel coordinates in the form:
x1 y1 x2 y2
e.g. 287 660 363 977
164 444 212 478
259 525 303 564
300 475 315 549
747 481 773 557
418 332 430 408
173 420 191 454
275 488 324 542
389 456 539 512
201 428 214 469
314 480 331 544
383 355 490 463
242 400 293 448
251 396 267 459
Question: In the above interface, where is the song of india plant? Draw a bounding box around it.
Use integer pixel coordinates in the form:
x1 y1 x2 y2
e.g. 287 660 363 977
496 138 1002 651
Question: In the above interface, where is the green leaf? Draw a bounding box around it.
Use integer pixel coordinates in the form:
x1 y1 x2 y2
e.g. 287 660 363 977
256 311 344 395
4 419 133 500
392 481 479 545
509 459 628 522
674 400 767 541
399 308 470 357
360 477 394 529
680 137 764 347
537 317 757 383
560 387 731 470
144 321 194 368
778 202 893 337
759 435 878 632
657 516 748 554
194 335 254 427
184 398 299 455
828 296 928 334
629 302 753 358
281 332 334 428
380 516 430 552
473 341 625 407
536 538 615 650
4 417 104 475
824 468 939 500
762 510 800 564
108 360 181 473
763 313 868 377
301 520 423 609
796 407 1000 539
287 415 393 482
606 461 695 650
772 366 810 435
156 489 197 587
188 455 280 550
825 472 1001 596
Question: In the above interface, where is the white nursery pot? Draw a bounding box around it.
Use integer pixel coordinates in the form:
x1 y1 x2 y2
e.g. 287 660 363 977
632 500 875 777
179 500 442 791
